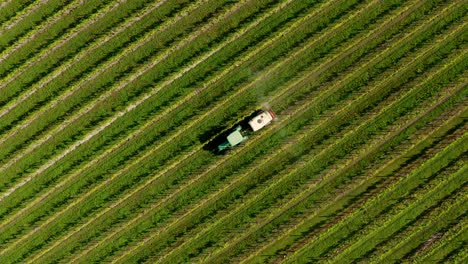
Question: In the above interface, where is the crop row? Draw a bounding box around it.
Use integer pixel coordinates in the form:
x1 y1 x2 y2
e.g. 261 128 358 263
0 0 354 227
158 34 467 264
330 162 467 262
0 0 464 262
0 0 109 71
0 0 70 55
28 0 464 260
387 205 467 261
0 0 404 194
0 0 332 258
0 0 294 183
0 0 288 239
0 0 372 176
1 0 195 142
322 127 468 258
218 23 466 260
282 137 464 262
0 0 248 182
64 0 436 260
0 0 46 36
109 5 468 262
0 0 404 262
414 214 467 262
284 126 467 262
0 0 318 232
2 0 332 232
245 97 467 263
9 0 374 260
373 182 467 262
0 0 182 117
0 8 344 262
313 159 465 262
325 143 467 260
275 2 460 110
441 241 468 263
215 51 468 264
175 92 466 263
2 2 464 264
0 0 216 127
0 0 245 243
271 108 467 263
0 0 36 27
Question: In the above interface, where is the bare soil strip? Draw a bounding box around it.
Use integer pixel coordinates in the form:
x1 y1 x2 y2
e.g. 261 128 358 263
0 0 49 36
156 33 467 264
0 0 166 119
0 0 85 64
0 0 216 173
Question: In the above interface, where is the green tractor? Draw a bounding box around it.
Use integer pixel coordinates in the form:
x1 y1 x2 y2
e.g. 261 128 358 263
216 109 276 152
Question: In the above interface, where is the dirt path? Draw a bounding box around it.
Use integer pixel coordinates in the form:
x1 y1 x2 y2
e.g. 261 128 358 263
0 0 202 146
0 0 165 120
0 0 85 64
0 0 251 223
268 86 466 264
0 0 50 36
0 0 327 261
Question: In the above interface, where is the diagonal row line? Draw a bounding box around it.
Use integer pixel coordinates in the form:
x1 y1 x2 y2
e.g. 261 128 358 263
0 0 323 231
266 103 468 263
376 189 468 262
0 0 330 231
241 71 468 263
0 0 208 148
18 0 333 261
415 215 468 262
69 3 464 258
3 0 458 258
158 29 467 264
109 0 460 258
276 52 468 263
0 0 30 11
343 104 468 263
0 0 299 256
20 2 372 260
0 0 167 118
207 48 468 262
329 161 467 263
242 99 468 263
0 0 49 35
0 0 87 64
110 1 458 262
352 159 467 262
21 0 460 260
287 135 468 263
239 113 466 263
0 0 248 190
285 118 468 262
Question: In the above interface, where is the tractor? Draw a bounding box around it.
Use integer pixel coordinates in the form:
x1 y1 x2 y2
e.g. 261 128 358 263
216 109 276 152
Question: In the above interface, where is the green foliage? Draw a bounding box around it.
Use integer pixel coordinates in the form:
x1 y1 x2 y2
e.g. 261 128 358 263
0 0 465 263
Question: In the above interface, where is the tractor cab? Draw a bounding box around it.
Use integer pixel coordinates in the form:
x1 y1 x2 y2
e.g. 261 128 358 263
217 126 248 152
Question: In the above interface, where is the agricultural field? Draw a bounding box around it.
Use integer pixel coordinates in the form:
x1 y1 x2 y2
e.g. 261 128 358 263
0 0 466 263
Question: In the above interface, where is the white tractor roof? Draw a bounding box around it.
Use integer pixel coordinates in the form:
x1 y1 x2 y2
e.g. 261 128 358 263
248 111 274 132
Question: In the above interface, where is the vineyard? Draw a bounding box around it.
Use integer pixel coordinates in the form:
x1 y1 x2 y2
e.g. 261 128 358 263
0 0 466 263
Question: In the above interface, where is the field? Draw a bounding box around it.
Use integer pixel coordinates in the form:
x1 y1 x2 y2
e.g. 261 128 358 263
0 0 466 263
